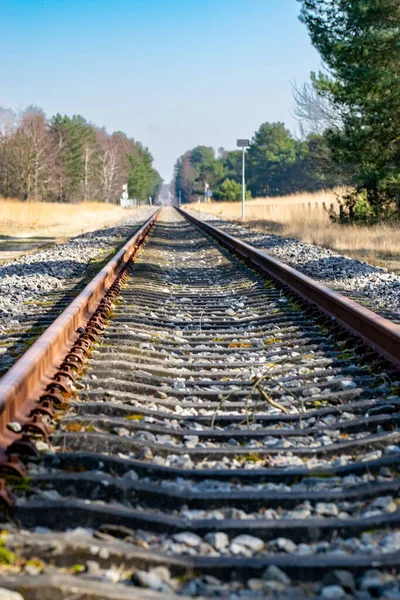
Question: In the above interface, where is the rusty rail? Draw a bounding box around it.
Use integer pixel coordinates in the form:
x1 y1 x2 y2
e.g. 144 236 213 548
180 208 400 369
1 207 400 591
0 209 160 447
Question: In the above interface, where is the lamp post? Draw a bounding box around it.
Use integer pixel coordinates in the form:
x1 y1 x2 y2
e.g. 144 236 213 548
236 139 250 220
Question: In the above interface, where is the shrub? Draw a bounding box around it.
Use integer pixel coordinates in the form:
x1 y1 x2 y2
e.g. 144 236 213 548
213 179 252 201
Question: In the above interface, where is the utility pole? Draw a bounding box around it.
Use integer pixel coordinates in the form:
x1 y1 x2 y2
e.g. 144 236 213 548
241 147 245 220
237 139 250 221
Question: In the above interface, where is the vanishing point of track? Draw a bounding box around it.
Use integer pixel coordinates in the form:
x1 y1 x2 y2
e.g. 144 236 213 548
1 207 400 598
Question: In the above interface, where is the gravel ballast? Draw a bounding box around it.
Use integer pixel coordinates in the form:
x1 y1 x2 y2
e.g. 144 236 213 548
2 208 400 599
186 209 400 324
0 208 155 375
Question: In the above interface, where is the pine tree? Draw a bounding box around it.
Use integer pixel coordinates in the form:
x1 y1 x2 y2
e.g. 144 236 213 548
299 0 400 215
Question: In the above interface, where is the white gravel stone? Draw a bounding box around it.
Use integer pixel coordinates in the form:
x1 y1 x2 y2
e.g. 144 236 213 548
0 590 25 600
6 422 22 433
204 532 229 550
381 532 400 552
321 585 346 598
230 534 265 552
132 570 164 590
122 470 139 480
315 502 339 517
262 565 291 585
275 537 297 553
172 532 203 547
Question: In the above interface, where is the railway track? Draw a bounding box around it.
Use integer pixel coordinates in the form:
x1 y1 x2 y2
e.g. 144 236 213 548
0 211 155 377
0 207 400 598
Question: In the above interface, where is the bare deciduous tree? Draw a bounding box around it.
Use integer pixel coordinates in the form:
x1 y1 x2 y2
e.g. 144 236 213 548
0 106 162 203
292 80 342 137
20 108 58 199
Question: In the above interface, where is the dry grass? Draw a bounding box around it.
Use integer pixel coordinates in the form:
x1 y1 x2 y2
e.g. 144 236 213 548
0 199 127 235
0 199 136 262
187 189 400 272
189 189 342 222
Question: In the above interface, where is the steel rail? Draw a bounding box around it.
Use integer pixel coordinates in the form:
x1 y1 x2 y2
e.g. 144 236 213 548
1 209 400 595
179 208 400 369
0 209 160 447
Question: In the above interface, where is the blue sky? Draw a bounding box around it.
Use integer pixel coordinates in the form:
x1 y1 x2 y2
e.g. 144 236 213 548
0 0 321 181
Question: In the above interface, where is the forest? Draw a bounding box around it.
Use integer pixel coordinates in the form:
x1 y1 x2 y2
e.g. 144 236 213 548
0 106 162 204
171 125 344 204
173 0 400 224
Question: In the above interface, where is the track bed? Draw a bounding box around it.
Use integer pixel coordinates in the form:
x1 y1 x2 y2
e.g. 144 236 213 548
1 208 400 599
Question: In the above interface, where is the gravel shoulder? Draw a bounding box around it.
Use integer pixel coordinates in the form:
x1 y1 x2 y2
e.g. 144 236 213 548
186 209 400 324
0 208 156 376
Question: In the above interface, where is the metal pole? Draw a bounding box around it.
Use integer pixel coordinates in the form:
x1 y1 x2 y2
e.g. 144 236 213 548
242 146 245 221
179 190 181 206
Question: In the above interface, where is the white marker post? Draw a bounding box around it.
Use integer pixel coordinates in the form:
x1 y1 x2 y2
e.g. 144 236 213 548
204 182 209 204
237 139 250 221
121 183 129 208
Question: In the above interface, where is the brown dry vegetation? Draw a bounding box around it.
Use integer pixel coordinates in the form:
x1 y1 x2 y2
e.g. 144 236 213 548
0 199 133 262
0 199 128 235
188 189 400 273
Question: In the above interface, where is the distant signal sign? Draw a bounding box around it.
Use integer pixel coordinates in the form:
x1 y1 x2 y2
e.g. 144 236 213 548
237 139 250 147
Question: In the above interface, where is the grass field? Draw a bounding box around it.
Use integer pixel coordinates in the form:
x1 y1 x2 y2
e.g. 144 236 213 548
187 189 400 272
0 199 131 262
0 199 128 233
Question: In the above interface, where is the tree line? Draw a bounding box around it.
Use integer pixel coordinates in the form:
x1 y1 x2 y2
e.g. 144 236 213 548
0 106 162 203
172 123 344 203
174 1 400 223
296 0 400 222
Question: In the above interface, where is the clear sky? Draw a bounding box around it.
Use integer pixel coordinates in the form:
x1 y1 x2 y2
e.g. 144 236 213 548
0 0 320 181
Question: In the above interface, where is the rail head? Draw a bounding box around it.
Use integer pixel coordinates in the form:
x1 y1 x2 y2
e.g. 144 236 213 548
179 207 400 369
0 209 160 446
